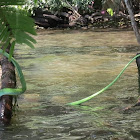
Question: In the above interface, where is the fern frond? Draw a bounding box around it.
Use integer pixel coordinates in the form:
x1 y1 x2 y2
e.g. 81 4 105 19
2 38 11 52
6 12 36 35
15 31 36 45
0 6 36 57
0 25 8 41
9 41 15 60
1 27 9 43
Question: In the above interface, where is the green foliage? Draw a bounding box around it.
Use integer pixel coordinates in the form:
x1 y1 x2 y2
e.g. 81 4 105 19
23 0 105 15
68 0 94 14
0 0 25 6
47 0 64 11
107 8 114 16
28 0 94 14
0 1 36 58
47 0 93 14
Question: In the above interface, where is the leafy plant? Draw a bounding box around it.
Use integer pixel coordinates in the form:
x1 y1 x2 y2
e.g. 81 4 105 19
47 0 94 14
0 0 37 58
29 0 94 14
107 8 114 16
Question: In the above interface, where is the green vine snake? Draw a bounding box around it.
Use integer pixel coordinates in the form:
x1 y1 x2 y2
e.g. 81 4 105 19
67 54 140 106
0 49 26 96
0 49 140 107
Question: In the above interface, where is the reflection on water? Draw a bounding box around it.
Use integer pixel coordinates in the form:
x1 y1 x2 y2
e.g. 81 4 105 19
1 29 140 139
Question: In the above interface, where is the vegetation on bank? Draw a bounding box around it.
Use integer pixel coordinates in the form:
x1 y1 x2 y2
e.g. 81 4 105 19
24 0 140 29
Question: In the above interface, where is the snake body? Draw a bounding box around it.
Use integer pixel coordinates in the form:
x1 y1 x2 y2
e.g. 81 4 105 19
0 49 139 106
67 54 140 106
0 49 26 96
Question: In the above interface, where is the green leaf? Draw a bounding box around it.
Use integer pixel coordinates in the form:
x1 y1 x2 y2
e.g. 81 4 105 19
0 26 8 41
4 8 36 35
0 6 36 57
0 0 26 6
9 41 15 60
0 21 6 30
14 30 36 44
107 8 114 16
1 28 10 43
2 38 11 52
23 39 35 49
34 0 38 4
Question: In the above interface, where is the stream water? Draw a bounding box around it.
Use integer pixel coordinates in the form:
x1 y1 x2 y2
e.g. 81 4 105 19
1 29 140 140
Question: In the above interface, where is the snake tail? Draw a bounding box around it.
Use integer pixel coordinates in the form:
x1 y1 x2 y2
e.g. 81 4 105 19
67 54 140 106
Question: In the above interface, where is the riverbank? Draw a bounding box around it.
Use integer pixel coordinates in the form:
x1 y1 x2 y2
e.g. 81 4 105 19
33 7 140 30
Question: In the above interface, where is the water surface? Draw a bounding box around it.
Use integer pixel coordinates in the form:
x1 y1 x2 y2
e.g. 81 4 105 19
1 29 140 140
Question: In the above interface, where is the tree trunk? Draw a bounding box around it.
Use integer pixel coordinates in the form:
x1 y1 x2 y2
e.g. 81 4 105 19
0 48 16 124
136 53 140 94
124 0 140 44
124 0 140 108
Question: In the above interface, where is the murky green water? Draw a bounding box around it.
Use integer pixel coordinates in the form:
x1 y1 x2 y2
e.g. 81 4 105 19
1 29 140 140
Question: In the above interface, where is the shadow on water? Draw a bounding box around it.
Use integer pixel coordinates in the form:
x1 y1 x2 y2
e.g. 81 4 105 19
2 29 140 139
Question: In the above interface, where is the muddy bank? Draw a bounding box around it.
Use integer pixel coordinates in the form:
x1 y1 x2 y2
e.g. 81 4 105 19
33 8 140 29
